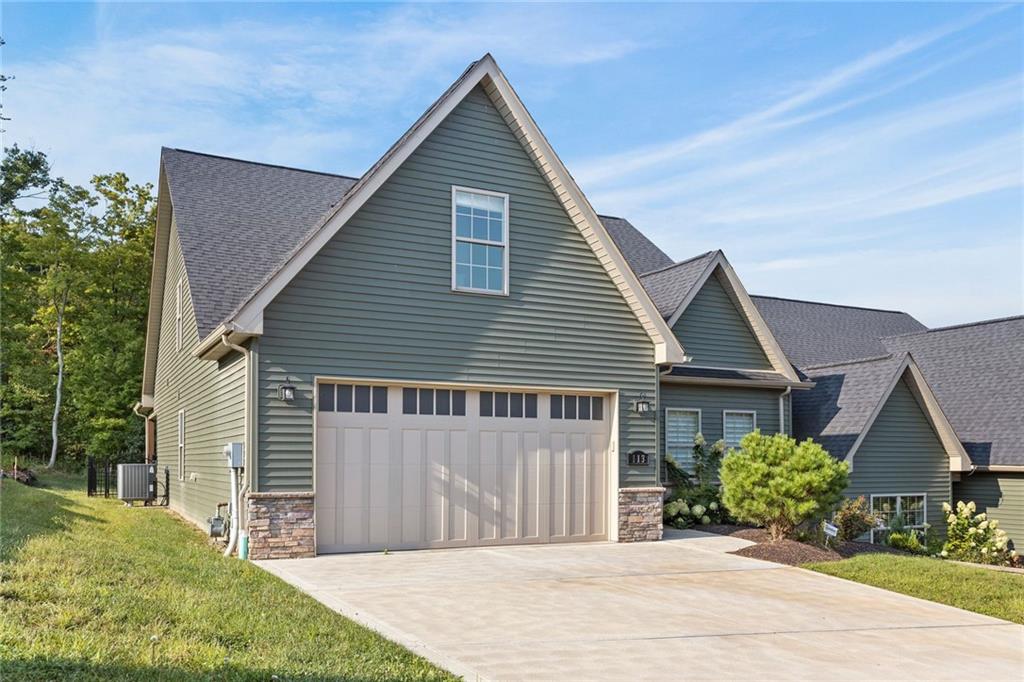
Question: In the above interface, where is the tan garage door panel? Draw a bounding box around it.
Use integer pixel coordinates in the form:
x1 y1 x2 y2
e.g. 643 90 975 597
315 385 609 553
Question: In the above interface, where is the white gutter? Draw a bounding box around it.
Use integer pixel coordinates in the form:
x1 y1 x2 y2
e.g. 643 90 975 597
778 386 791 435
220 334 251 558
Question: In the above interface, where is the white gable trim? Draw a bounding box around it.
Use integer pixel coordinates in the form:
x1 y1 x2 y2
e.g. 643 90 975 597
141 165 174 402
664 252 799 381
226 55 685 365
845 354 971 473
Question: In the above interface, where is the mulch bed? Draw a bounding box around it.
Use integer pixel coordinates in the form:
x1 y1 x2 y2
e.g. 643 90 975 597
699 523 906 566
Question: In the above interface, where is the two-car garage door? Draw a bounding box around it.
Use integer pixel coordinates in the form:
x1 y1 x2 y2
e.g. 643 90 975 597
314 382 611 553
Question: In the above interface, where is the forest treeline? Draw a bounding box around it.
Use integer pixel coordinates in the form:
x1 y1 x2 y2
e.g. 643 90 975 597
2 145 155 466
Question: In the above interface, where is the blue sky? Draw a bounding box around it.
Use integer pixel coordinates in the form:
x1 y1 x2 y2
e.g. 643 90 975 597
5 2 1022 326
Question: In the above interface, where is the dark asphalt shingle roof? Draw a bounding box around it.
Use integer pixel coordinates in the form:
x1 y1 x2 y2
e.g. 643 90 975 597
882 317 1024 468
638 251 718 318
600 215 674 276
793 353 907 461
161 148 357 337
751 295 927 368
664 366 791 383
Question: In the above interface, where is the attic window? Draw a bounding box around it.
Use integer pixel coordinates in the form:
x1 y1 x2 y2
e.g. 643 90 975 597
175 277 184 351
452 187 508 295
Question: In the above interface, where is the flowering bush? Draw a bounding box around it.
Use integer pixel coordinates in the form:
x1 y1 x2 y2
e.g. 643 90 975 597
663 485 727 528
833 496 877 542
941 500 1017 566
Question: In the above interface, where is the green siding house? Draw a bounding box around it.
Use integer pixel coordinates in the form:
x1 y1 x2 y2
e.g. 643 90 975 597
139 54 1021 559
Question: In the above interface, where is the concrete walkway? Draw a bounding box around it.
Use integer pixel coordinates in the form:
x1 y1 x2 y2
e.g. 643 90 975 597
257 534 1024 681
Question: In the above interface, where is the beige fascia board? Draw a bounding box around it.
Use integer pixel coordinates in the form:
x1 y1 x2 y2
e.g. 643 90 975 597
194 323 257 361
141 165 174 400
974 465 1024 473
224 55 684 366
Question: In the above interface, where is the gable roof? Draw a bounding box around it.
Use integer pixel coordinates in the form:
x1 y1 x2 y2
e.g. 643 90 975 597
161 149 357 337
882 316 1024 469
638 251 717 318
794 352 969 471
639 251 800 381
143 54 686 397
751 295 928 368
600 215 674 275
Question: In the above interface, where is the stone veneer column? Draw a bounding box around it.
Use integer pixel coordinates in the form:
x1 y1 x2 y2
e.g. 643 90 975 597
246 492 315 560
618 487 665 542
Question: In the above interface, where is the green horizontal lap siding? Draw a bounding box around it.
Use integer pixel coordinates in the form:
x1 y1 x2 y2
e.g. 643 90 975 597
672 271 772 370
257 85 656 492
954 472 1024 549
846 376 951 537
153 219 246 527
660 383 784 448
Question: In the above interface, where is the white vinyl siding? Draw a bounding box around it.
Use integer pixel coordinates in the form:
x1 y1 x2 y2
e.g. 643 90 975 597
665 408 701 471
452 186 509 295
723 410 756 447
176 409 186 480
871 493 926 542
175 277 184 351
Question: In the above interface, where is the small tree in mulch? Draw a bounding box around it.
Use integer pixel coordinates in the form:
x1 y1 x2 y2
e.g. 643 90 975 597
719 431 848 542
833 496 878 542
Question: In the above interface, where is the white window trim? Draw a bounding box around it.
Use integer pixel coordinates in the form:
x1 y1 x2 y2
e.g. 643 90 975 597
175 277 184 351
665 408 701 470
869 493 928 543
176 409 186 481
722 409 757 447
450 185 510 296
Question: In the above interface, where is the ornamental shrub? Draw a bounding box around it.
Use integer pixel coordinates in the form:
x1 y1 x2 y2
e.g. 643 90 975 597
886 529 925 554
833 496 877 542
663 484 728 528
719 431 848 541
941 500 1018 566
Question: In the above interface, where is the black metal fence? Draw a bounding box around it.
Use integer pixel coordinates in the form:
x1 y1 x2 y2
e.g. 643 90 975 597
86 457 114 498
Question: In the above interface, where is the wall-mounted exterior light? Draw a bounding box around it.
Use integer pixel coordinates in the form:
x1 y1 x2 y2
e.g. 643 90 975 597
632 393 652 415
278 381 297 402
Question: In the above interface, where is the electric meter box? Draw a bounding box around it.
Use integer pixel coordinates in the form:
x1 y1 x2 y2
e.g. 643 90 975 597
223 442 244 469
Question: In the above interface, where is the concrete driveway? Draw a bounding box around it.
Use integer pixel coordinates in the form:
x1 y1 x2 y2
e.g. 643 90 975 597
257 533 1024 680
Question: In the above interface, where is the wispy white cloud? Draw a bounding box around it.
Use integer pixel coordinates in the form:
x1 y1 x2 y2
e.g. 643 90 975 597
6 4 653 187
572 5 1012 187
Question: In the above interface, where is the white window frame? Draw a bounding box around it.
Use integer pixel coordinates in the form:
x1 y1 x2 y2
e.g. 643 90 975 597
175 277 184 351
665 408 701 471
869 493 927 543
722 409 757 448
451 186 510 296
177 409 185 481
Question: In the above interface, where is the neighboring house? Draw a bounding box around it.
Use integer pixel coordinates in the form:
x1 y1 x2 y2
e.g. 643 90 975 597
138 54 1019 559
882 318 1024 546
753 298 1023 546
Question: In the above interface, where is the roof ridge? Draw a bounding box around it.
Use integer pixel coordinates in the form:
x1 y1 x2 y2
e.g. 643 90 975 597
884 314 1024 338
639 250 717 277
163 147 361 181
749 294 911 315
803 353 900 371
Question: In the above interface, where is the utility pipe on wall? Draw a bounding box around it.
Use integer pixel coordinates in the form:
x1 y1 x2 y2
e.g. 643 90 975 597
221 333 251 558
778 386 792 435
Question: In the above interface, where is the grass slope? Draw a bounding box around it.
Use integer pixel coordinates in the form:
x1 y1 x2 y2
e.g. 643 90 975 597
0 472 455 681
805 554 1024 625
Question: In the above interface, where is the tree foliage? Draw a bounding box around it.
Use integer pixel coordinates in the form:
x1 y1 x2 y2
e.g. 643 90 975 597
719 431 849 541
1 146 154 466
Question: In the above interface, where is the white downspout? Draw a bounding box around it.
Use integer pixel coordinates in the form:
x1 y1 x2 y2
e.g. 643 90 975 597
779 386 792 435
221 333 251 558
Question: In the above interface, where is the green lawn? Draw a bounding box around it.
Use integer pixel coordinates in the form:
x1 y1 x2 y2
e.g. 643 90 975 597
805 554 1024 625
0 471 456 681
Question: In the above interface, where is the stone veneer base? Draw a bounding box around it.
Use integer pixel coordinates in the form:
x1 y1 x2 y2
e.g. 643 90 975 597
618 487 665 542
246 492 316 560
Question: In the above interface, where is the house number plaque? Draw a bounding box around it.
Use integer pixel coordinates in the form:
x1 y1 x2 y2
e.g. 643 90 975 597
627 450 650 466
